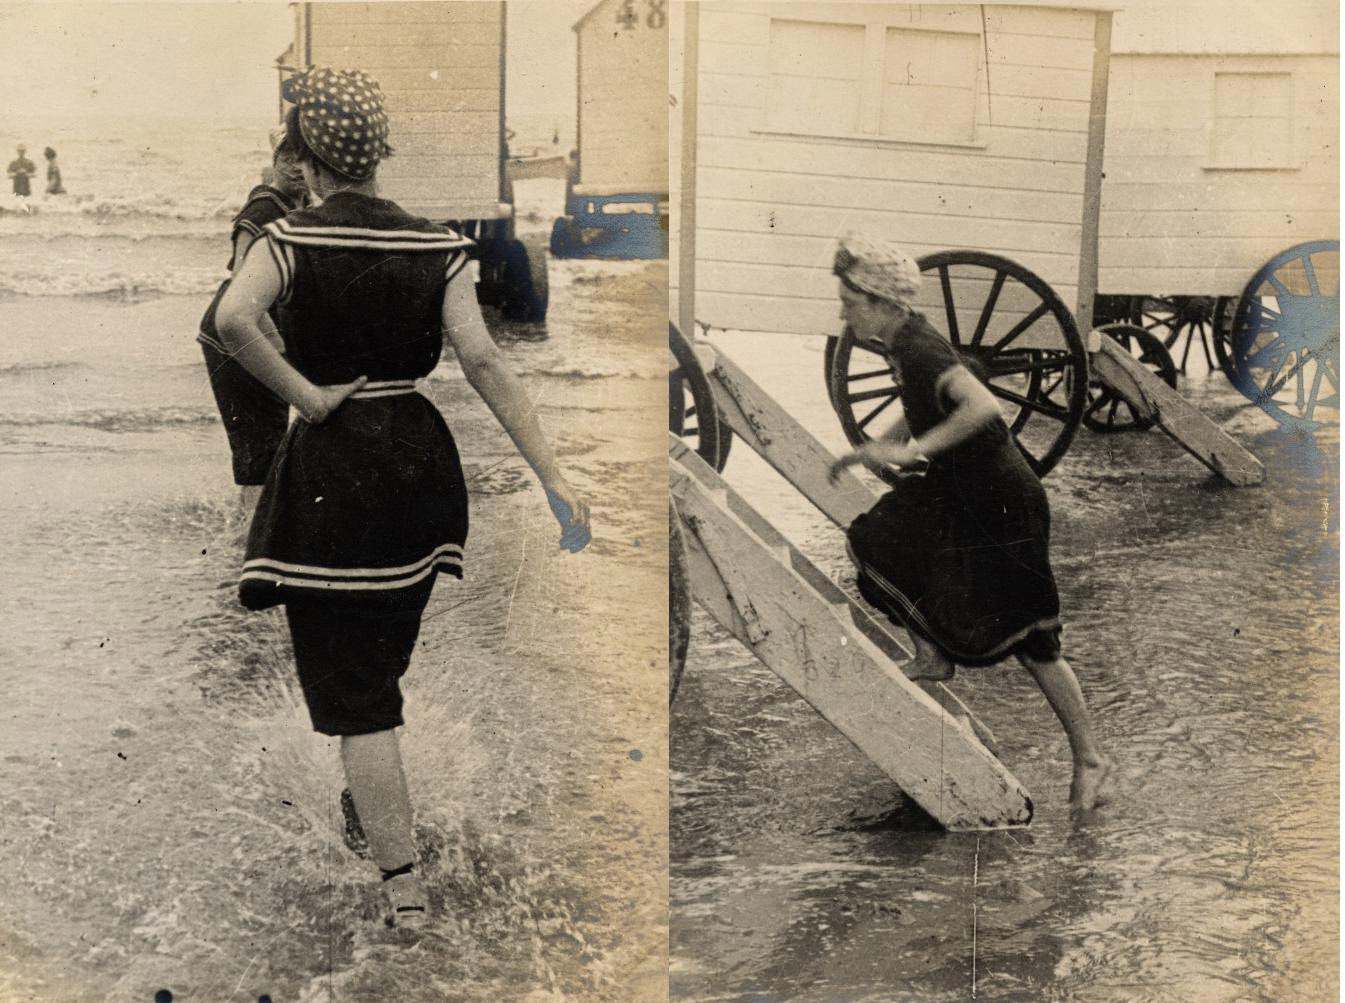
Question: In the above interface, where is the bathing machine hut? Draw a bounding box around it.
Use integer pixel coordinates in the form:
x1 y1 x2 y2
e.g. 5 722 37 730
551 0 670 259
1097 0 1338 425
673 1 1119 339
283 1 549 321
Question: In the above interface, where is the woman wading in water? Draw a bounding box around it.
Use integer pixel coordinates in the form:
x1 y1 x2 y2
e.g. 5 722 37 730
828 235 1112 813
217 67 591 928
199 129 308 518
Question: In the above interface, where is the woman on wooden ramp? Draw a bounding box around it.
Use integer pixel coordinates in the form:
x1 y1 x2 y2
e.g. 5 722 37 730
217 67 591 929
827 234 1112 814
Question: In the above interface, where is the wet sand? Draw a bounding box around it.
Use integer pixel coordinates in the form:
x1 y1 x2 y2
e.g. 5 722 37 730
671 331 1338 1002
0 259 667 1001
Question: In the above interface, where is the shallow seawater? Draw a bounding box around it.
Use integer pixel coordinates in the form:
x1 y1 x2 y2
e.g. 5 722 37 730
0 251 667 1001
671 332 1338 1002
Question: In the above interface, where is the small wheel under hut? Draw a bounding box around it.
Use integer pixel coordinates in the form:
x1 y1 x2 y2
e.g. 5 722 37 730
669 322 731 471
1228 240 1339 431
1083 323 1178 433
825 250 1089 480
1128 295 1226 377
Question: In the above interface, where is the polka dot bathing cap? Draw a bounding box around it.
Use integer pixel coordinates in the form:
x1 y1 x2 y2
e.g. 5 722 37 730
281 66 390 180
833 232 923 307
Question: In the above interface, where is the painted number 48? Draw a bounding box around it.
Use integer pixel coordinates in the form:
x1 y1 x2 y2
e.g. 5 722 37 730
616 0 664 30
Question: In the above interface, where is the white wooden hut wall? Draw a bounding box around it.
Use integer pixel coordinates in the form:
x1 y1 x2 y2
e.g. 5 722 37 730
1099 0 1339 298
302 1 504 221
575 0 670 196
672 2 1108 340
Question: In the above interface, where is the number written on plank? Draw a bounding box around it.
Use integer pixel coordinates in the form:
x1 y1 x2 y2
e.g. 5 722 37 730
616 0 638 30
647 0 665 28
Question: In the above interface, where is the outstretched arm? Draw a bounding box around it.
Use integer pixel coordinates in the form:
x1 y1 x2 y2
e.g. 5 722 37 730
216 242 365 423
830 366 1002 479
441 272 591 552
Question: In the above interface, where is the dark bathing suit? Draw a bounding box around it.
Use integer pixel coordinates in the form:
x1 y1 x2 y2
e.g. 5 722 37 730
238 191 474 736
197 185 299 486
847 313 1063 666
8 157 34 196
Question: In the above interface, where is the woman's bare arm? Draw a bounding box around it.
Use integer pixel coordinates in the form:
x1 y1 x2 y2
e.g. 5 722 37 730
830 365 1002 478
441 273 590 550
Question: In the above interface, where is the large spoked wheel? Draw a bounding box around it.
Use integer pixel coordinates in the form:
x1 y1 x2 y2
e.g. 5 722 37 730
1128 295 1224 376
1083 323 1177 433
1229 240 1339 431
670 322 731 471
825 251 1088 480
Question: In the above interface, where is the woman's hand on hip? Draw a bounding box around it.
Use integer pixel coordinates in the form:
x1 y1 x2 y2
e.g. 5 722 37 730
301 376 368 424
545 480 592 554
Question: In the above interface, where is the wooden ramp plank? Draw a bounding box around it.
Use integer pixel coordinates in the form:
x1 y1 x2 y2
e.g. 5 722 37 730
1090 335 1266 486
670 439 1033 831
694 341 873 527
669 435 1000 755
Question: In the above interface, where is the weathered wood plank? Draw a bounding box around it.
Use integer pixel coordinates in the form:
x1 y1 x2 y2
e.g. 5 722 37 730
670 442 1031 830
669 435 1000 756
1090 335 1266 486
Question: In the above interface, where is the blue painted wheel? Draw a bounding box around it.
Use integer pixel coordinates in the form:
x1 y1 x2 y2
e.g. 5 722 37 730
1229 240 1339 430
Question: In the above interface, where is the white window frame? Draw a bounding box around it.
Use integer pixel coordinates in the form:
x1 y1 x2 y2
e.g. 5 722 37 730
754 8 988 150
1203 70 1300 172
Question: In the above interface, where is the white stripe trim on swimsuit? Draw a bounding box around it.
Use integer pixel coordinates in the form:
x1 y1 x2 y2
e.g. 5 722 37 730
350 379 419 399
243 542 463 581
857 558 1060 663
266 220 474 252
241 554 461 592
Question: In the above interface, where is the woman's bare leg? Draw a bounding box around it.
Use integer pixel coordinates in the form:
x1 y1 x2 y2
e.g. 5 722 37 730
1017 654 1112 811
340 729 427 920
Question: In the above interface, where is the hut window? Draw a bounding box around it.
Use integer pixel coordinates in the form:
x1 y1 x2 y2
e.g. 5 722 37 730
1210 72 1295 169
765 17 981 145
765 20 866 135
880 28 979 143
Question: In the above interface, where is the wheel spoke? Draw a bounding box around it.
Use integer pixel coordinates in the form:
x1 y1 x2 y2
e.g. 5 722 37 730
938 265 960 345
988 302 1052 354
1264 351 1310 400
1305 363 1325 421
1085 390 1113 417
983 354 1073 378
847 385 903 404
846 367 894 383
972 272 1007 347
857 391 901 431
989 384 1071 422
1245 335 1288 370
1248 300 1282 327
1266 273 1291 300
1302 254 1321 298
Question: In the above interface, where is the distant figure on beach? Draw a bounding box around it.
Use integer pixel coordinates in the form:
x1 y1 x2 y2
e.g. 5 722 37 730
828 234 1114 814
217 67 591 932
42 147 65 195
7 145 35 197
197 127 309 518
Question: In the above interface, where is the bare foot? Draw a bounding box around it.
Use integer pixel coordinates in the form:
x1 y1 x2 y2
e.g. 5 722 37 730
902 652 954 682
1069 757 1115 812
